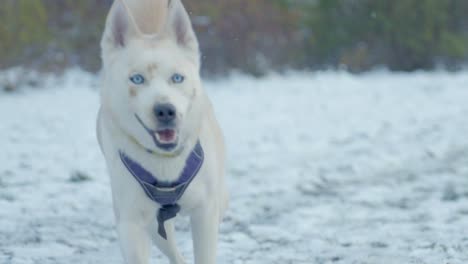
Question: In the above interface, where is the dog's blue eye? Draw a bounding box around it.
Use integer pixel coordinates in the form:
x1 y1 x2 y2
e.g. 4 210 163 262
129 74 145 85
171 73 185 84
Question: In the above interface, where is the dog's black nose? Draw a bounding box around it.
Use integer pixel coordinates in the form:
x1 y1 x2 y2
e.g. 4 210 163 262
153 103 176 123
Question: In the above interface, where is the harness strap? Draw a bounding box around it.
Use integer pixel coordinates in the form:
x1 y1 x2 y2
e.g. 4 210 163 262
157 204 180 239
119 141 204 239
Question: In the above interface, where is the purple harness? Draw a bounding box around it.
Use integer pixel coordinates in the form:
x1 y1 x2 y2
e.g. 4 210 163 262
119 141 204 239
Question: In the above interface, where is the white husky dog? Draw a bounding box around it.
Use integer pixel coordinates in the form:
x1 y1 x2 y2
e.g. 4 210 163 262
96 0 228 263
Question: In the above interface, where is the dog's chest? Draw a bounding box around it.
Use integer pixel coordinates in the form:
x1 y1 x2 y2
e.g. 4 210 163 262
135 154 188 182
115 142 205 239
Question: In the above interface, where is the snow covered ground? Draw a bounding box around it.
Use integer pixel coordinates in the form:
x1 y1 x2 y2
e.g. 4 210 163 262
1 70 468 264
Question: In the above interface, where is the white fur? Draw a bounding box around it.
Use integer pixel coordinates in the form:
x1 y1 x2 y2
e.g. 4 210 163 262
97 1 228 263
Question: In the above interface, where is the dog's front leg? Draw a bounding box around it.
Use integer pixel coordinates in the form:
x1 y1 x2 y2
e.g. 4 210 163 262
117 221 151 264
190 202 220 264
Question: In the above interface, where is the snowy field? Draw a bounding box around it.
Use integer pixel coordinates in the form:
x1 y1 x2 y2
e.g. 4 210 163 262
1 70 468 264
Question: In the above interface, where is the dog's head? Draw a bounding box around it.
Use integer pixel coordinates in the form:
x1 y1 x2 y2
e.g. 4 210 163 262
101 0 205 155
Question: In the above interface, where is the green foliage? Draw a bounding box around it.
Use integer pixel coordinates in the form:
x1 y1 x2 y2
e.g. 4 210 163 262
0 0 49 67
302 0 468 71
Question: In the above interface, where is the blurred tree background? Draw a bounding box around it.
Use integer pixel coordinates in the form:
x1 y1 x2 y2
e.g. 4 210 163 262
0 0 467 76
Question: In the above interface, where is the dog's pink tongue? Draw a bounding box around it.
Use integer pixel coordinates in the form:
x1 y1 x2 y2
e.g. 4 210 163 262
157 129 176 142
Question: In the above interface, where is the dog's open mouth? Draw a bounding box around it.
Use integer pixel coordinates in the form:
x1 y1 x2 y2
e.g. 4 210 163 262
154 129 178 144
135 114 179 152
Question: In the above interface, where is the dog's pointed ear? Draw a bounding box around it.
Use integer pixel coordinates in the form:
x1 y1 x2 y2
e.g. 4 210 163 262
163 0 199 54
102 0 140 49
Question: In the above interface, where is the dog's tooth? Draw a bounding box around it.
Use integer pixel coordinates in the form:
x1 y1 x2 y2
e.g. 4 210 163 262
154 133 161 141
